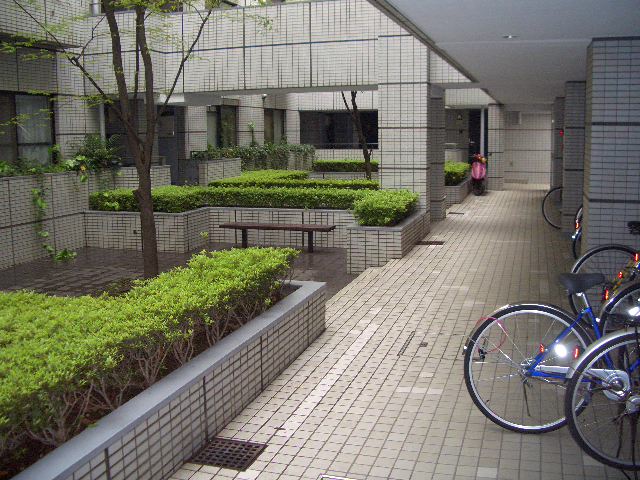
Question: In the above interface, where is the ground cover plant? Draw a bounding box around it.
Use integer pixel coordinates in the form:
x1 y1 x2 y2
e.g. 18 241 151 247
312 159 379 172
444 161 471 186
193 143 316 171
90 186 418 226
0 248 297 475
209 170 379 190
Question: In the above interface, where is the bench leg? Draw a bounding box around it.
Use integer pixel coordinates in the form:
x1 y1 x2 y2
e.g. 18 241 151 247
307 231 314 253
241 229 248 248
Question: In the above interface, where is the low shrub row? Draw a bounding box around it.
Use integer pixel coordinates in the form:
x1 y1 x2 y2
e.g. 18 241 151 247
209 171 379 190
0 248 297 472
193 143 316 171
312 159 379 172
445 161 471 186
231 169 309 181
90 185 419 226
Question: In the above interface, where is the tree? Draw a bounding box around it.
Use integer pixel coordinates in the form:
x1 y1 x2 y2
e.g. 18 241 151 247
341 91 373 181
6 0 219 277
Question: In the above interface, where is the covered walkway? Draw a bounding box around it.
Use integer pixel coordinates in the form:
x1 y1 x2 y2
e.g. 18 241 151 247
173 188 625 480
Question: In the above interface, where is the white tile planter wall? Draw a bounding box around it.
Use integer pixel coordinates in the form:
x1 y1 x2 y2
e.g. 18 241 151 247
87 165 172 194
308 172 380 181
0 166 172 270
13 281 326 480
346 211 429 274
198 158 242 185
0 172 87 269
85 207 427 273
444 177 470 208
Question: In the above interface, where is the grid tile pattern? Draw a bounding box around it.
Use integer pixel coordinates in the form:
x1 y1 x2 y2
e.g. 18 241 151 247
562 82 586 233
504 112 552 187
428 87 446 220
583 38 640 252
444 179 470 208
171 188 627 480
487 104 505 190
198 159 242 186
47 284 326 480
551 97 565 189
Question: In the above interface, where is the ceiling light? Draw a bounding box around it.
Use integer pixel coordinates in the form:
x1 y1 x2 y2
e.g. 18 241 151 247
502 34 519 39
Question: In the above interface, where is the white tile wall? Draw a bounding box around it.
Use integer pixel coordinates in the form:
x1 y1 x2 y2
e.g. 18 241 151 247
504 112 552 187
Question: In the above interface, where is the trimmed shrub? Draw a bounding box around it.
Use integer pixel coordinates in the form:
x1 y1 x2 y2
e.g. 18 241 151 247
209 171 379 190
312 159 379 173
90 185 418 226
444 161 470 186
231 169 309 181
193 143 316 171
353 190 419 227
0 248 297 469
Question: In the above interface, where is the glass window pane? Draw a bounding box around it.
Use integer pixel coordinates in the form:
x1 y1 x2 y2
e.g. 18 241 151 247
18 145 50 165
15 95 52 145
0 93 17 162
207 110 218 147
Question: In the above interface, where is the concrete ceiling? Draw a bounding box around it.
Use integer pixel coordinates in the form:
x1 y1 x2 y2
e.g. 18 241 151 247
370 0 640 107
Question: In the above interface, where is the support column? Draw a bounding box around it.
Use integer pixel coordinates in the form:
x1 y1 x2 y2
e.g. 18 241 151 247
378 33 430 226
551 97 564 189
583 37 640 251
487 104 505 190
237 95 265 146
428 85 446 220
562 82 586 233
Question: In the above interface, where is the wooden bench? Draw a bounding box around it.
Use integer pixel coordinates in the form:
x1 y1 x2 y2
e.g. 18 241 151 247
218 222 336 253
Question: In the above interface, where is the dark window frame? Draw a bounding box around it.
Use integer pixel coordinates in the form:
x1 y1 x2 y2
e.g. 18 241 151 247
299 110 378 150
0 90 56 165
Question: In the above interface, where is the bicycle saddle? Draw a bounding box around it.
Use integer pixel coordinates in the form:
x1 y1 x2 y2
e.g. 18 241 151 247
557 272 606 295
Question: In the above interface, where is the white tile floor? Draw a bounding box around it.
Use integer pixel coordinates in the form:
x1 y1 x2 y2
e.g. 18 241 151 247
171 188 627 480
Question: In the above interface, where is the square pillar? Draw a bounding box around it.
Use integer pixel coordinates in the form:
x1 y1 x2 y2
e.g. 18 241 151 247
583 37 640 251
487 104 505 190
428 85 446 220
551 97 564 189
562 82 586 233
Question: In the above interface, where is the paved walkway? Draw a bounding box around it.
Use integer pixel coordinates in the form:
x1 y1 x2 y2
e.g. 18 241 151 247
173 188 626 480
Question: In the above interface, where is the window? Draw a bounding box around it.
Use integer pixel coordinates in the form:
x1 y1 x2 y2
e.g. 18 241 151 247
207 105 238 148
299 111 378 149
0 92 54 165
264 108 286 144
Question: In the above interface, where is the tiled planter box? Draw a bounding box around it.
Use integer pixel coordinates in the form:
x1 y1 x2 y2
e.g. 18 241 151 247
14 281 326 480
309 171 380 181
0 172 87 269
444 177 470 208
84 207 427 274
87 165 171 194
347 211 429 274
198 158 242 185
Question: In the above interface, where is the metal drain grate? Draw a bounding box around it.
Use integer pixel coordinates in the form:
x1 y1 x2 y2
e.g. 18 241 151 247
417 240 445 245
448 211 465 215
191 437 267 471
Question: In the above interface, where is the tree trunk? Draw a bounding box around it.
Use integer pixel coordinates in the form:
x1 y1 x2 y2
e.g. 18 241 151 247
341 91 373 180
134 150 159 278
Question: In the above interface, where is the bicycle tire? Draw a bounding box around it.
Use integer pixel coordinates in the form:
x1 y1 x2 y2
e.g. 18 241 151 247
565 329 640 470
464 303 591 433
574 205 583 229
542 186 562 229
599 280 640 335
568 244 637 316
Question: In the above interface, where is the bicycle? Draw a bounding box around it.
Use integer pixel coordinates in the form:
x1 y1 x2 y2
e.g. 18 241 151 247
464 272 605 433
572 205 583 259
542 186 562 229
564 307 640 471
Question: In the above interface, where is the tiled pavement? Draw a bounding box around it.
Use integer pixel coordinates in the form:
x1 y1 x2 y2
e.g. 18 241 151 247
171 188 627 480
0 245 354 299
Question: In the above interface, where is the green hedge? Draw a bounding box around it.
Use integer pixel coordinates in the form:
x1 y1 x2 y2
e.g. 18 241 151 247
353 190 419 226
90 185 418 226
209 171 379 190
0 248 296 464
312 159 379 173
231 169 308 181
444 161 470 186
193 143 316 171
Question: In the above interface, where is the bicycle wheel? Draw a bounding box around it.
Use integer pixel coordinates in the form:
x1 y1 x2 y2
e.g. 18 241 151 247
565 329 640 470
600 280 640 335
568 244 637 315
464 303 591 433
574 205 583 230
542 186 562 229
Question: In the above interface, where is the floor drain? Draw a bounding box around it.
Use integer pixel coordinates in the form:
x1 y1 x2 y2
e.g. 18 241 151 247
418 342 429 347
417 240 445 245
448 211 465 215
191 437 267 471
